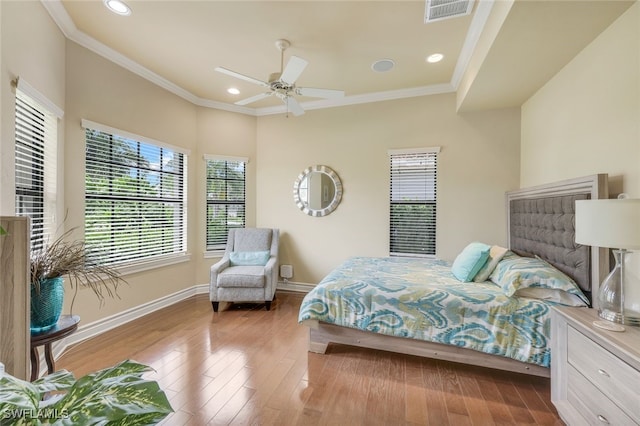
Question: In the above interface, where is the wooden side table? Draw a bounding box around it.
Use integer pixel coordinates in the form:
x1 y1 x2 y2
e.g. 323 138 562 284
30 314 80 381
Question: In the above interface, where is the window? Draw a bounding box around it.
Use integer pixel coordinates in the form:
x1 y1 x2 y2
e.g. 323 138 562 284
389 147 439 257
83 120 188 266
205 156 247 251
15 82 60 251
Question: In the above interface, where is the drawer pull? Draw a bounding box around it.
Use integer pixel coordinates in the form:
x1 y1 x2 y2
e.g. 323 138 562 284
597 415 609 424
597 368 610 378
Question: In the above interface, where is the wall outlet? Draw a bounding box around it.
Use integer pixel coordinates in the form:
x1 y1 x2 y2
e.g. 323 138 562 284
280 264 293 279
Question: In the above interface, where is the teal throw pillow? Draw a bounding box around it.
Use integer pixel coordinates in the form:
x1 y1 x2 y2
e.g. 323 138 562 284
229 250 270 266
451 242 491 282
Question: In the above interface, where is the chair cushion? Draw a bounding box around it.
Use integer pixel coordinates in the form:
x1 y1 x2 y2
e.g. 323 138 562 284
217 266 266 288
233 228 272 252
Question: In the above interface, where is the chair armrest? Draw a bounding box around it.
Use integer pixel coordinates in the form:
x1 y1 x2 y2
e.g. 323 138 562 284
264 256 277 274
263 256 279 300
210 256 230 282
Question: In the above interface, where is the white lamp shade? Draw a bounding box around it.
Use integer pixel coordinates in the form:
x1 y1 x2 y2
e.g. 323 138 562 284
575 199 640 249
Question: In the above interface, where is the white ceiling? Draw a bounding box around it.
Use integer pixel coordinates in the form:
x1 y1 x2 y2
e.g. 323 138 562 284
45 0 633 116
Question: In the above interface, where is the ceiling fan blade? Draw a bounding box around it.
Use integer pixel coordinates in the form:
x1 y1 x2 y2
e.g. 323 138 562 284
285 96 305 116
235 92 273 106
280 56 308 85
214 67 269 88
297 87 345 99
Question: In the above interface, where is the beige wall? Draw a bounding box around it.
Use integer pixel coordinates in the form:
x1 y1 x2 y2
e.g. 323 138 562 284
521 3 640 312
521 2 639 196
0 0 259 324
256 94 521 285
64 41 200 324
1 1 524 326
0 1 65 375
195 107 257 285
0 0 66 216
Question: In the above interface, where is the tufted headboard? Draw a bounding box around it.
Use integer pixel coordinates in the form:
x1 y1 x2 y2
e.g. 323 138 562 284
506 174 609 306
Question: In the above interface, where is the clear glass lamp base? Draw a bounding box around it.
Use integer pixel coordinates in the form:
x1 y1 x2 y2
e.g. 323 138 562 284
598 308 623 323
597 251 624 321
595 249 632 331
593 320 625 332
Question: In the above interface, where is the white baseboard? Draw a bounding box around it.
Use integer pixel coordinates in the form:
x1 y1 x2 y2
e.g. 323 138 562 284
277 280 314 293
43 281 312 376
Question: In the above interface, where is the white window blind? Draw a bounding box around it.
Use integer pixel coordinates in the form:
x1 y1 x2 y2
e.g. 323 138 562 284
15 89 58 251
84 124 187 266
389 148 439 257
205 156 246 251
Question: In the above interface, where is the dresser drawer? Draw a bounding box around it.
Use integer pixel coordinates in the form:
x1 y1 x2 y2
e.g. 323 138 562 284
567 326 640 422
567 364 636 426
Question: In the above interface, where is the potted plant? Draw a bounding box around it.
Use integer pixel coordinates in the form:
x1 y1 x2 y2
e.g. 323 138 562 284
30 229 124 333
0 359 173 424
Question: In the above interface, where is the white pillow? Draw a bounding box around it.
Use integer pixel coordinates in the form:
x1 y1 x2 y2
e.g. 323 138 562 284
515 288 588 307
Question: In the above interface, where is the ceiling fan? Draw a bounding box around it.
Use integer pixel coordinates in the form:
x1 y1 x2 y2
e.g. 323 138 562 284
215 39 344 116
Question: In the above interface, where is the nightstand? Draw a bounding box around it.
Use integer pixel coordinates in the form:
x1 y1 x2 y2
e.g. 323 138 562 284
551 307 640 425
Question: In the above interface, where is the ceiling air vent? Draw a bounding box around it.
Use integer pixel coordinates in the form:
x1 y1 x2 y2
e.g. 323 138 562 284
425 0 474 23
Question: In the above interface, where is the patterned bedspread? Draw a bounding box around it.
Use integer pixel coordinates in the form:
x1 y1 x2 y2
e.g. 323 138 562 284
298 256 554 367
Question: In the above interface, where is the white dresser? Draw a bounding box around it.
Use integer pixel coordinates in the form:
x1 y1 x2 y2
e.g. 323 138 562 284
551 307 640 425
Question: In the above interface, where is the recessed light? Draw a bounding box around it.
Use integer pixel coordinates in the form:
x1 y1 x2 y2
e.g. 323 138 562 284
371 59 395 73
227 87 240 95
426 53 444 63
104 0 131 16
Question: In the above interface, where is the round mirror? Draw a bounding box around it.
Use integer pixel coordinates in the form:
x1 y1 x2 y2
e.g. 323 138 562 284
293 165 343 217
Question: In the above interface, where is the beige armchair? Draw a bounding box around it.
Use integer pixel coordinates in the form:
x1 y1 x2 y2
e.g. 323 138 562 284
210 228 279 312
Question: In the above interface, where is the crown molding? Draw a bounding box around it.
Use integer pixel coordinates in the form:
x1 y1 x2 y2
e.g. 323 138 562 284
450 0 494 90
42 0 203 105
255 83 455 116
194 98 257 115
41 0 485 117
40 0 77 39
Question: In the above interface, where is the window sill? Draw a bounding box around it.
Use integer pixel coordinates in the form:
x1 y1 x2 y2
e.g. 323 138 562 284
115 252 192 277
390 253 437 259
204 250 225 259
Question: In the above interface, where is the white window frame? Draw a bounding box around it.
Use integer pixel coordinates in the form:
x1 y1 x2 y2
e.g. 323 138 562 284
83 119 190 274
204 154 248 256
14 79 62 251
388 147 440 257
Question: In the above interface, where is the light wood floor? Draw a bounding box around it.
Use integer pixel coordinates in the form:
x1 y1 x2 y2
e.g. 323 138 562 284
57 292 563 425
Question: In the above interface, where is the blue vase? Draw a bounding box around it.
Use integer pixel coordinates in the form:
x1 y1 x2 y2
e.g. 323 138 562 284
30 277 64 333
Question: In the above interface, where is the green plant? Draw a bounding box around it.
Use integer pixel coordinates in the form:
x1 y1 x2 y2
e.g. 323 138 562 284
0 225 6 236
30 228 125 304
0 360 173 425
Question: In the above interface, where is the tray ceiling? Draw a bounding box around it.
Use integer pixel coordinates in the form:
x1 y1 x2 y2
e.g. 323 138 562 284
47 0 633 115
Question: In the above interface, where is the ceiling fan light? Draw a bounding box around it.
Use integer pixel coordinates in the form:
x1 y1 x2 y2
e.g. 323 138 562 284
372 59 395 73
104 0 131 16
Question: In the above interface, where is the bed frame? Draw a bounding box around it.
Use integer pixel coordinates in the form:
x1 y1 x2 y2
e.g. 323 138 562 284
305 174 609 377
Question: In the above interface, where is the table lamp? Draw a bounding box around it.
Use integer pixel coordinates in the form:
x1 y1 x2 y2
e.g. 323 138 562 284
575 198 640 332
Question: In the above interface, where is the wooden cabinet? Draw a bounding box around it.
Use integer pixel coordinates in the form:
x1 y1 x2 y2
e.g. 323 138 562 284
0 217 30 380
551 307 640 425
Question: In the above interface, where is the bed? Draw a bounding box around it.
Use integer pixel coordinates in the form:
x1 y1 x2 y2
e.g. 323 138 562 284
298 174 609 377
